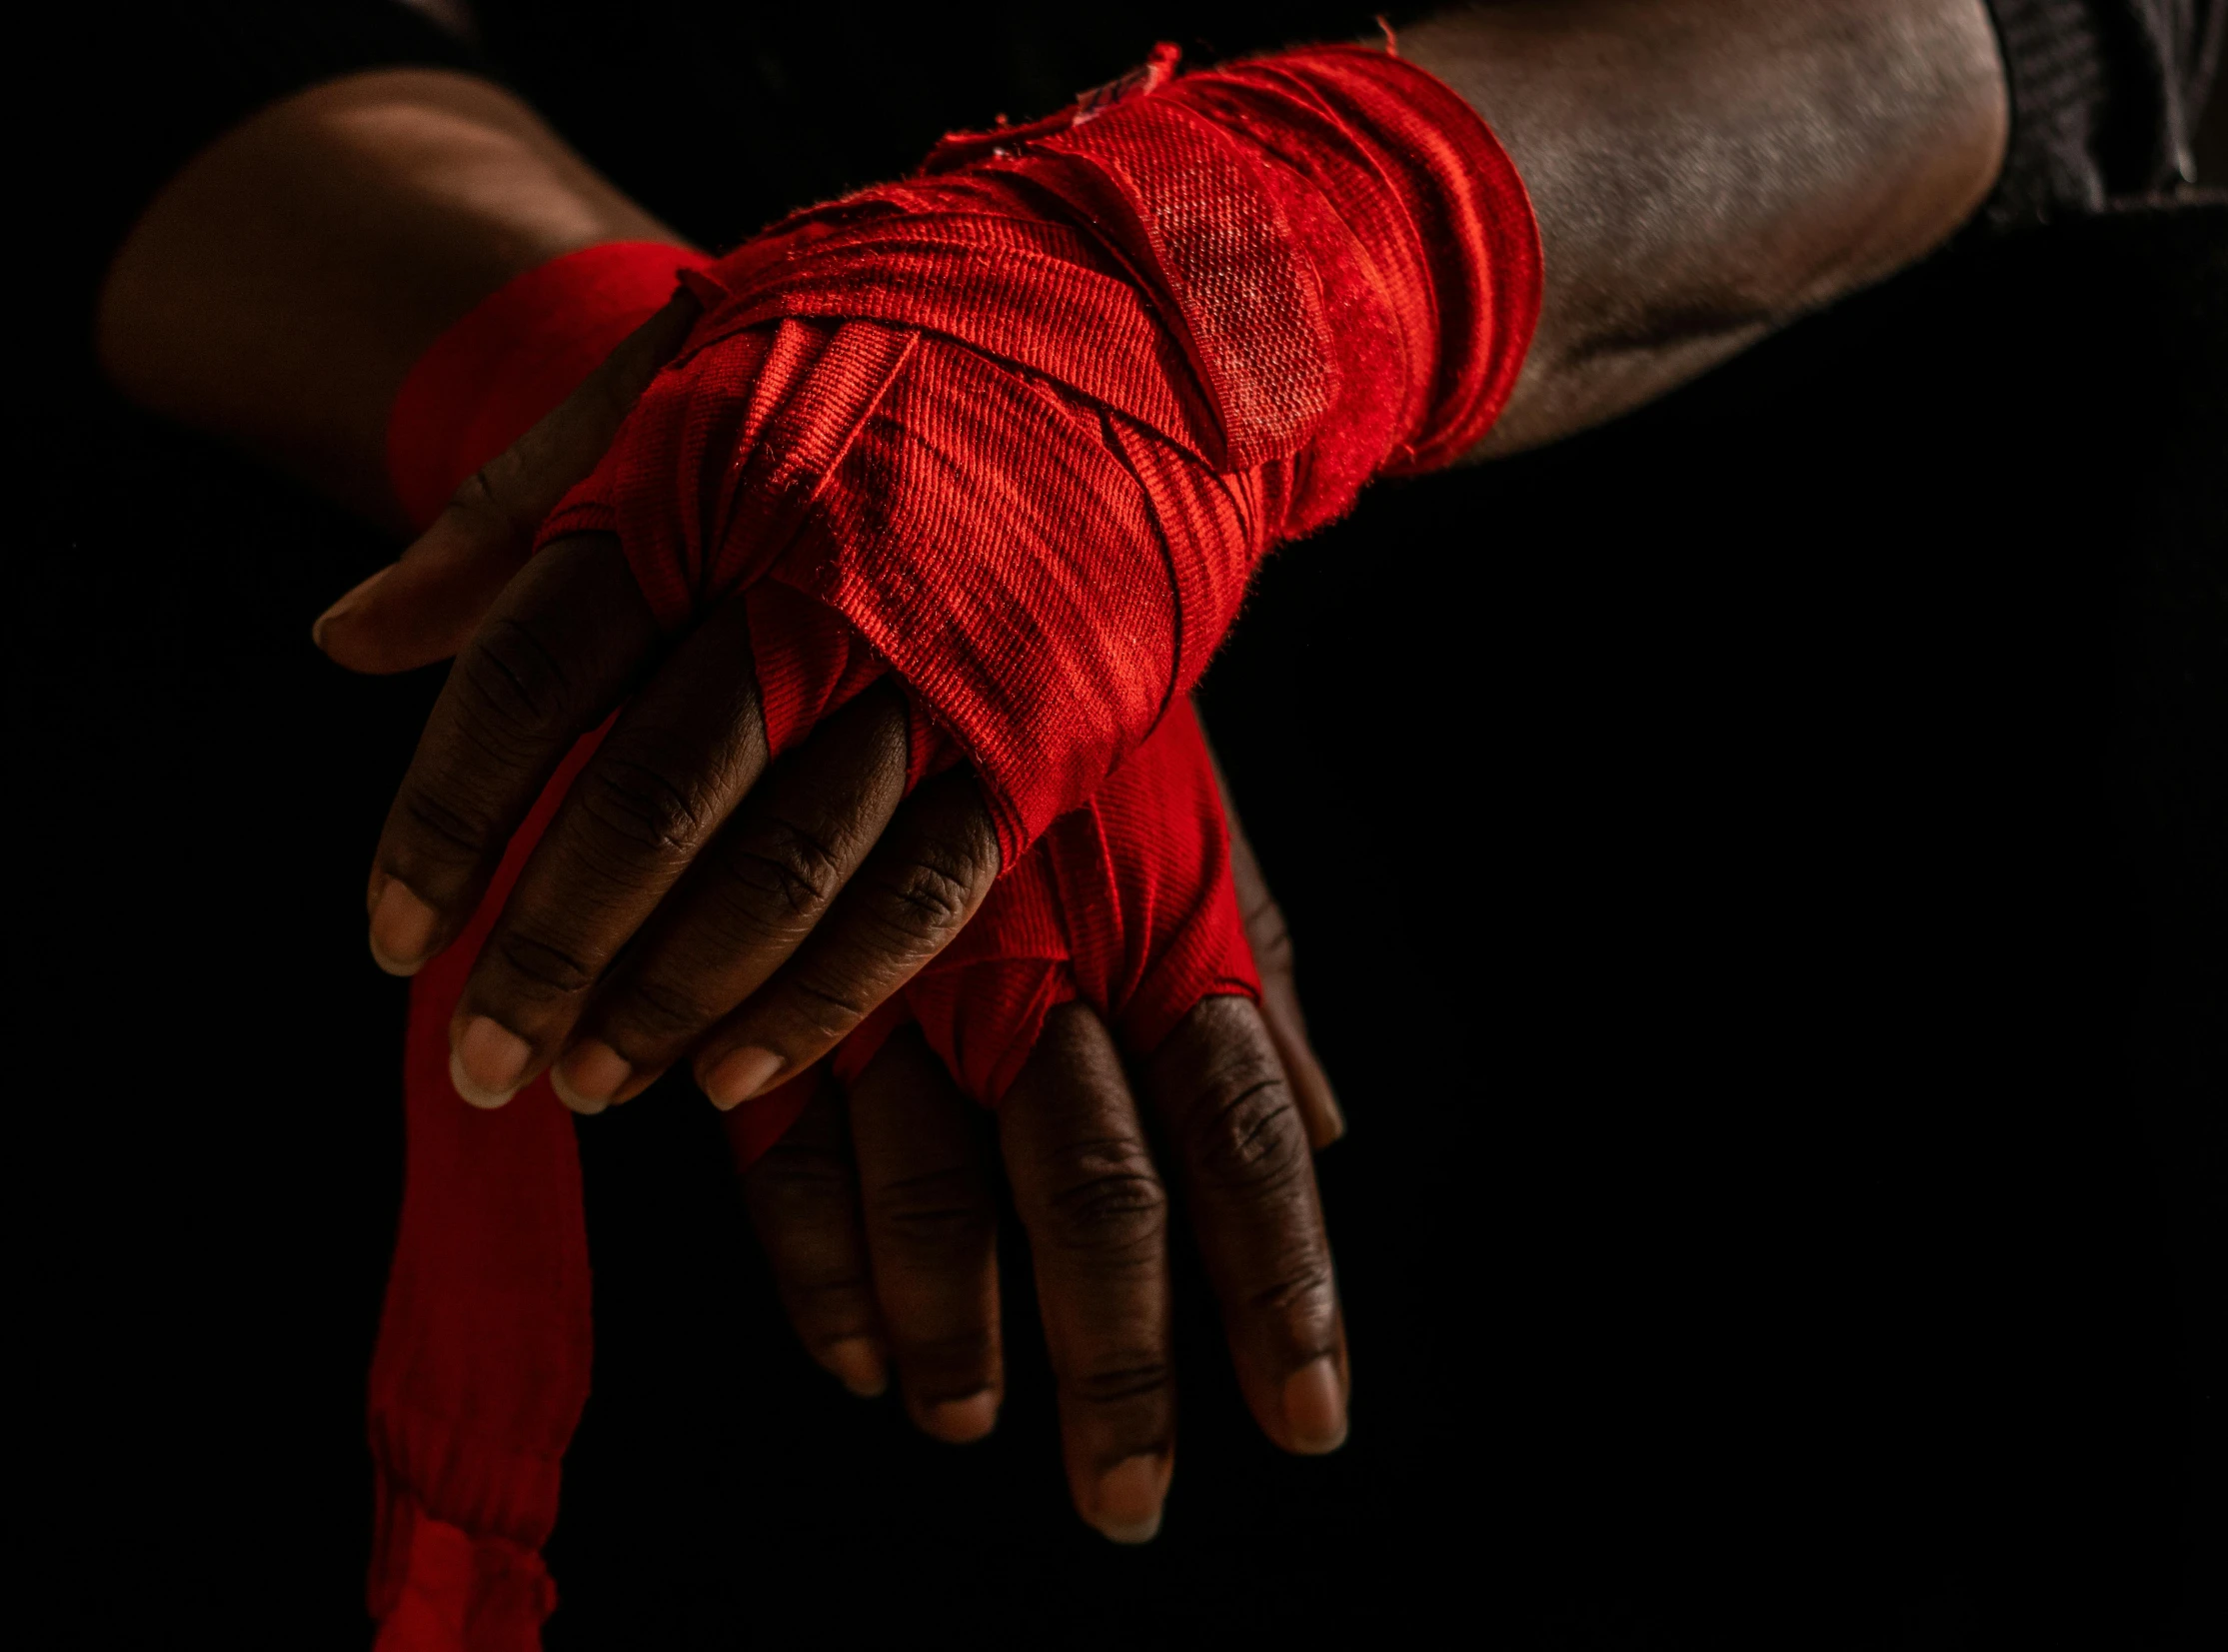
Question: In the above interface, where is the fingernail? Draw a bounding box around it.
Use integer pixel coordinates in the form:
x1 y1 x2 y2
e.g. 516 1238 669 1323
703 1044 784 1110
312 567 389 650
1282 1356 1347 1454
1090 1455 1167 1545
452 1016 532 1108
821 1337 888 1399
920 1389 999 1443
551 1040 631 1115
368 877 441 975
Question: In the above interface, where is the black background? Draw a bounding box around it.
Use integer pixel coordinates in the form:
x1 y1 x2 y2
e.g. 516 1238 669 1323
21 7 2225 1646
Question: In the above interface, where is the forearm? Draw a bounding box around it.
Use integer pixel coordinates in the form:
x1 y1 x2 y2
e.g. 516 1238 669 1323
95 5 2010 519
94 68 687 527
1404 0 2010 455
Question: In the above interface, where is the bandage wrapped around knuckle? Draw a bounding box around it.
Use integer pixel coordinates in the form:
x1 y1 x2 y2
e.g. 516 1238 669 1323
831 699 1260 1107
370 51 1542 1633
540 43 1541 863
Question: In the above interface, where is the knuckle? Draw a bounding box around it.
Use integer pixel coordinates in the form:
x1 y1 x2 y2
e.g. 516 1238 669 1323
396 785 497 867
918 809 1001 894
450 466 533 548
577 756 721 862
455 616 583 746
872 1167 991 1261
857 853 978 956
1245 1259 1337 1326
713 814 851 928
489 927 602 1000
1183 1072 1308 1192
607 971 720 1045
1067 1354 1174 1409
468 446 595 550
1043 1149 1168 1259
774 972 878 1041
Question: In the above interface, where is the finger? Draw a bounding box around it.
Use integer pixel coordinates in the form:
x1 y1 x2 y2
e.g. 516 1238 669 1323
448 584 785 1105
1000 1003 1176 1544
848 1023 1003 1443
316 291 703 675
1142 994 1346 1454
692 768 1002 1108
367 533 659 981
739 1071 888 1398
1209 735 1343 1148
549 684 910 1113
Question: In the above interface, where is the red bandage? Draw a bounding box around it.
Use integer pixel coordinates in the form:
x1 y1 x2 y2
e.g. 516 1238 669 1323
368 45 1538 1651
370 241 707 1652
828 698 1256 1107
387 241 711 532
542 43 1540 861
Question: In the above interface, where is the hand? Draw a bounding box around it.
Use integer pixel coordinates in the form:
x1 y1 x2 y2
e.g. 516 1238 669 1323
330 378 1348 1537
323 292 1015 1113
324 289 1347 1135
737 838 1345 1544
318 41 1539 1116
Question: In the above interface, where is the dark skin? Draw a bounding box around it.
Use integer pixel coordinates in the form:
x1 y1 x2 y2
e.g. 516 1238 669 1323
98 59 1347 1541
760 997 1343 1539
318 0 2008 1125
97 0 2008 1541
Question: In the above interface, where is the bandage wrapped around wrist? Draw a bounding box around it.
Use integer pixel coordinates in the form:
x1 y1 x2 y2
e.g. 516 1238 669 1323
365 242 1264 1652
542 41 1540 859
366 42 1539 1650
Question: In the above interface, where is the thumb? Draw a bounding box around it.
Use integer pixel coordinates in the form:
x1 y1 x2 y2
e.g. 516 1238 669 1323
313 290 701 675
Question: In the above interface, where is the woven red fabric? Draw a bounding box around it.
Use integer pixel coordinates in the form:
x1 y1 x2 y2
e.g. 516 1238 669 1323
372 47 1539 1649
371 242 704 1652
827 698 1256 1106
387 242 713 532
370 732 600 1652
541 43 1540 864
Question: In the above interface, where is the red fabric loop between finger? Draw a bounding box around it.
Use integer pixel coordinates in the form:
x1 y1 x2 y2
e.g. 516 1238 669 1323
897 699 1259 1107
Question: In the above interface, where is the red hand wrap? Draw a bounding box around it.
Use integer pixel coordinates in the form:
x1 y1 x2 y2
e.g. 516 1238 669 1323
826 699 1257 1107
387 241 712 531
542 43 1539 861
369 47 1539 1648
370 241 706 1652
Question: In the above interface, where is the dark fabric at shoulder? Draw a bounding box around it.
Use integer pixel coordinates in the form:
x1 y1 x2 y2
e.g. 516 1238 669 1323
1979 0 2224 226
462 0 1381 258
65 1 482 325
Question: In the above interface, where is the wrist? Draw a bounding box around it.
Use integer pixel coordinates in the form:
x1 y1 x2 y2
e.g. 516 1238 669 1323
97 68 688 524
387 240 712 532
1402 0 2009 454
